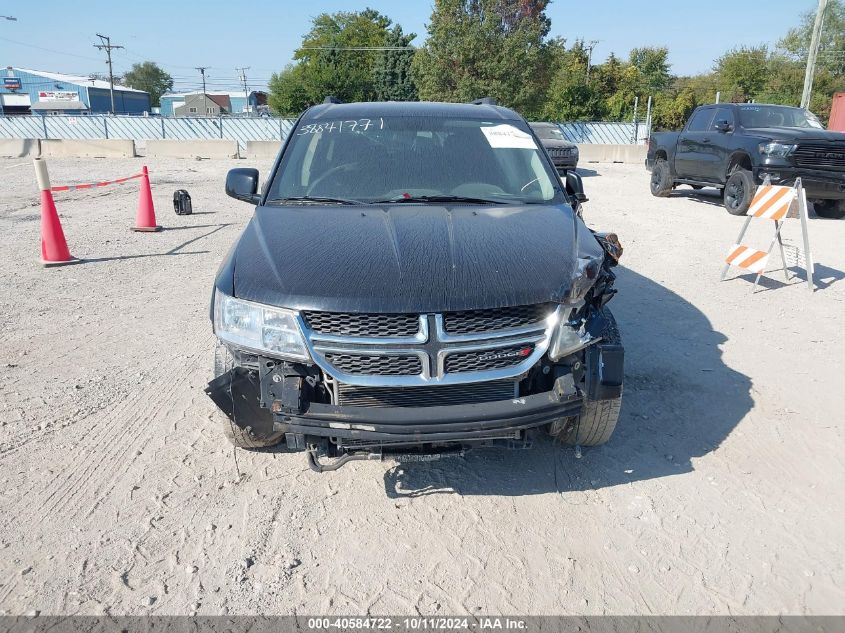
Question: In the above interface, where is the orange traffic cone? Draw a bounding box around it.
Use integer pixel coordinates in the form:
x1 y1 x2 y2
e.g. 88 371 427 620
132 166 162 232
33 158 79 267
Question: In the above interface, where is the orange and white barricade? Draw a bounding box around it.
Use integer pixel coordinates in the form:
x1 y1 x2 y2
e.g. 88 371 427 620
720 178 814 293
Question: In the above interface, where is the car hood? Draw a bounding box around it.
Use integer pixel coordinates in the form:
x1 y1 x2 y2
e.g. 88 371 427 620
744 127 845 143
230 203 598 313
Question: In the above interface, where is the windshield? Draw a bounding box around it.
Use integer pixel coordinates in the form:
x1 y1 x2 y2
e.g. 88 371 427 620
532 125 566 141
737 105 824 130
268 115 560 205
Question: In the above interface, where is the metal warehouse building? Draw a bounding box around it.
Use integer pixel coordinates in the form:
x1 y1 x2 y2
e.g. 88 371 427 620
0 67 151 115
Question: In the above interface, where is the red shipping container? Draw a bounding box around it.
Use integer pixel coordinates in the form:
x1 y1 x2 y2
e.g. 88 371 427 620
829 92 845 131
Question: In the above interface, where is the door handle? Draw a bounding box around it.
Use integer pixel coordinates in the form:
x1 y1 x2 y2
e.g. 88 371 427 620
701 138 711 143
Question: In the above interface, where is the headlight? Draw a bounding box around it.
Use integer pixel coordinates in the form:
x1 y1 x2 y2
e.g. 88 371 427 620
549 320 592 362
759 142 796 158
213 291 310 361
563 255 602 304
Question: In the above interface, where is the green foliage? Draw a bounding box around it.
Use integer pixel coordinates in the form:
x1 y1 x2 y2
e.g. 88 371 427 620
121 62 173 107
269 0 845 126
268 8 417 115
629 47 671 92
714 45 770 102
412 0 554 118
374 25 418 101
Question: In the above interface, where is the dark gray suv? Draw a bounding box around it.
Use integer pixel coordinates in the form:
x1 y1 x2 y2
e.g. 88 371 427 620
206 100 623 472
530 121 579 174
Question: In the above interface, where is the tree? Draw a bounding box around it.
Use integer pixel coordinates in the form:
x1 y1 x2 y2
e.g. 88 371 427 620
629 46 671 92
543 40 607 121
412 0 555 118
714 46 770 102
268 65 312 116
121 62 173 107
373 25 418 101
268 8 414 114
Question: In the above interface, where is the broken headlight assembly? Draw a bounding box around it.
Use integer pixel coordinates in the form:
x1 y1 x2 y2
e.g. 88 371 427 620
213 291 310 362
549 319 592 362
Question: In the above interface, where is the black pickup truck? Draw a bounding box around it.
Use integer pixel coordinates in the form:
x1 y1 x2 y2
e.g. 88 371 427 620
646 103 845 218
205 99 625 472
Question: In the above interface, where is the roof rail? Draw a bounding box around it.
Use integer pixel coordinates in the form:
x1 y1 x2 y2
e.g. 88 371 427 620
471 97 497 105
323 96 343 104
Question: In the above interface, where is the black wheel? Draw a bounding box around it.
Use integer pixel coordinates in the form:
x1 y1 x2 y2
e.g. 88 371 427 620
549 309 623 447
649 159 673 197
723 168 755 216
813 200 845 219
212 345 284 449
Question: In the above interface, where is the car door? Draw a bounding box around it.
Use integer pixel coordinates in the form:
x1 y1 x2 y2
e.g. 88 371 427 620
706 106 736 184
674 107 717 180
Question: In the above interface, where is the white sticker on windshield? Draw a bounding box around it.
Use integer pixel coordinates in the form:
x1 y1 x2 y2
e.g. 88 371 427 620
481 124 537 149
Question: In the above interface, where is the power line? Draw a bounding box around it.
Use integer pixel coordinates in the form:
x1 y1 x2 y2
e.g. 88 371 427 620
93 33 124 114
299 46 416 51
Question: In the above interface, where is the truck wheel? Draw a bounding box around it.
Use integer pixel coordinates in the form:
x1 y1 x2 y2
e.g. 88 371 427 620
813 200 845 219
649 159 673 197
723 168 755 215
212 345 284 449
550 309 623 447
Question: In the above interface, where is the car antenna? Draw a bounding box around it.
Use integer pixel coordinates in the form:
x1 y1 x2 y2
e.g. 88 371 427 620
471 97 497 105
323 96 343 104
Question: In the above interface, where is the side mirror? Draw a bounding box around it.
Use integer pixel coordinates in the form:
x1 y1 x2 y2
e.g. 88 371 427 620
715 120 732 133
565 170 588 203
226 168 260 204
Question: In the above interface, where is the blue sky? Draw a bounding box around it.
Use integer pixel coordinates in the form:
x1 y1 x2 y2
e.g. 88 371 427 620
1 0 816 93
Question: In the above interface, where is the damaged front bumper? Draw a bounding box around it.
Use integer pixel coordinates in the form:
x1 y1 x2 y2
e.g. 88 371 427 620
206 368 584 447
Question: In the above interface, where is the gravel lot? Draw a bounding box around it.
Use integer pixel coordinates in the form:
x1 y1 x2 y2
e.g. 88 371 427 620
0 156 843 616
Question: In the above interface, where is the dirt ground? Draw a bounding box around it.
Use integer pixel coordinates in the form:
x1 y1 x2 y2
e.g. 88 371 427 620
0 155 843 616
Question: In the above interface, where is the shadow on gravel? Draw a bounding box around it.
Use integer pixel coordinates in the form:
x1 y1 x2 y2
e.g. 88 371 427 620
728 262 845 292
384 266 753 498
81 223 232 264
575 167 600 178
667 187 725 208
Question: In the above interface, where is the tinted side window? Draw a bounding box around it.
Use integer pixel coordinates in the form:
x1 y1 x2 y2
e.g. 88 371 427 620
687 108 715 132
711 107 734 129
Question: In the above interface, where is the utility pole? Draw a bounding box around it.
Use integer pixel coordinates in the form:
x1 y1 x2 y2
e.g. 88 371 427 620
585 40 599 82
236 67 250 116
801 0 829 109
93 34 123 114
195 67 209 99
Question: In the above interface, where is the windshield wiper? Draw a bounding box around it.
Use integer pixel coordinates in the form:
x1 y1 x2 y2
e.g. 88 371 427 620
267 196 365 206
373 195 505 205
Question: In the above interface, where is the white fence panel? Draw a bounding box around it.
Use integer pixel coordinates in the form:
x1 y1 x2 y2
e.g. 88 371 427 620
1 115 648 148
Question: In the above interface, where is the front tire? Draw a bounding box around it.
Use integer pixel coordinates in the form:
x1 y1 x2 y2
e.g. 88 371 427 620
723 168 755 215
550 309 623 447
813 200 845 219
212 345 284 449
650 159 673 197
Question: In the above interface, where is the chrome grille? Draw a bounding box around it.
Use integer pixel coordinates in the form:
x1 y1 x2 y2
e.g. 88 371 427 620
323 353 422 376
548 148 573 157
794 144 845 170
443 304 554 335
337 380 516 407
302 311 420 337
301 303 559 386
445 344 535 373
